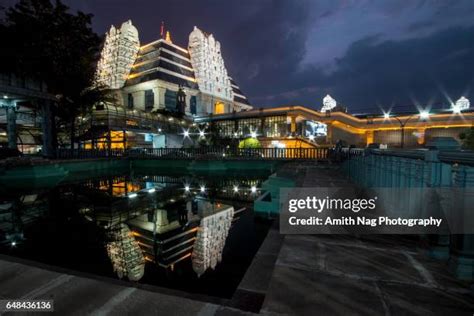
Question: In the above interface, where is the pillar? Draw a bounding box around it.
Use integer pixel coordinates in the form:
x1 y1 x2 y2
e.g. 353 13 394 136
290 116 296 135
326 122 333 144
417 128 426 145
152 87 160 111
41 100 54 158
366 130 374 146
158 87 166 109
132 91 145 110
6 104 17 149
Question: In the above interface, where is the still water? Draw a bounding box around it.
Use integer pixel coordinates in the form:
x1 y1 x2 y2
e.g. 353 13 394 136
0 169 272 298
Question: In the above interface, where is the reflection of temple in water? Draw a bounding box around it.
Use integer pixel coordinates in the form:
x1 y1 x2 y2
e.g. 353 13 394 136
106 224 145 281
0 173 262 282
128 199 237 277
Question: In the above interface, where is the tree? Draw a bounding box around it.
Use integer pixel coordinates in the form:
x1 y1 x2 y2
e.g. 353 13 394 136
0 0 104 149
459 128 474 150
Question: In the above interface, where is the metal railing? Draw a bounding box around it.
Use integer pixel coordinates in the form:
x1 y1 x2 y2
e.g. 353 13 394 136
54 147 341 161
129 147 331 160
56 148 126 159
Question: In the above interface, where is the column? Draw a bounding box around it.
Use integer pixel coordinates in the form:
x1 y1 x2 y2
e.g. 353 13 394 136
366 130 374 146
326 122 333 144
132 91 145 111
158 87 166 109
290 116 296 136
417 127 426 145
6 103 17 149
41 100 54 158
152 87 160 111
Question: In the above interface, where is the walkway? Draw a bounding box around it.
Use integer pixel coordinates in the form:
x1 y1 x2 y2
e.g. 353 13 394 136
0 256 247 315
260 163 474 315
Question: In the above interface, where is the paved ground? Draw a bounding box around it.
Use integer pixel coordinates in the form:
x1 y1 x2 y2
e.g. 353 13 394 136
0 257 253 316
259 163 474 316
1 163 473 315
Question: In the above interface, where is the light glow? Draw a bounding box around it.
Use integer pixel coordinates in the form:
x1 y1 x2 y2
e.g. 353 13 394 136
128 193 138 199
200 186 206 193
11 241 16 247
233 185 239 192
183 130 190 137
250 131 257 138
308 135 315 141
419 111 430 120
147 188 156 194
199 130 205 137
383 112 390 119
185 186 190 192
251 186 257 193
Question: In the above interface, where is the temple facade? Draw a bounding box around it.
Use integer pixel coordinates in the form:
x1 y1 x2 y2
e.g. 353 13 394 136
95 21 251 116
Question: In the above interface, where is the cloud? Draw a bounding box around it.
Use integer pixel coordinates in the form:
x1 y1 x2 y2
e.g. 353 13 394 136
275 25 474 112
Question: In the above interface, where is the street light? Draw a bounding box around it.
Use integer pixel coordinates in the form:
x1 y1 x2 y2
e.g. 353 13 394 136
383 110 430 148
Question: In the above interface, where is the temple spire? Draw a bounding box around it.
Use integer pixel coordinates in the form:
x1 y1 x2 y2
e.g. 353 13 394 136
165 30 172 43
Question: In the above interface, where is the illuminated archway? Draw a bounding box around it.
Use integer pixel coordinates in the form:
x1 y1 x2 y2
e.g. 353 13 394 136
214 101 225 114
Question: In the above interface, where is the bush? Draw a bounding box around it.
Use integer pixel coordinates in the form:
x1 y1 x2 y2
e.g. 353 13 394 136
238 138 261 149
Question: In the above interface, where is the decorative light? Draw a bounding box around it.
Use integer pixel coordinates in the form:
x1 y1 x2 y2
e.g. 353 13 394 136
419 111 430 120
11 241 16 247
308 135 315 141
233 132 238 137
321 94 337 112
454 96 470 111
222 153 226 157
452 105 461 114
251 186 257 193
250 131 257 138
383 112 390 119
185 185 190 192
3 95 8 99
183 130 190 137
233 185 239 193
158 128 162 132
147 188 156 194
200 186 206 193
128 193 137 199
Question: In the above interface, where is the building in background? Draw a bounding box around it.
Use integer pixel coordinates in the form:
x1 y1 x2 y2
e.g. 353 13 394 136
195 95 473 149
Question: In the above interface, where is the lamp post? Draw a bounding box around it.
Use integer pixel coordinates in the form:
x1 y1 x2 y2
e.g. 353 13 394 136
384 111 429 148
394 115 414 149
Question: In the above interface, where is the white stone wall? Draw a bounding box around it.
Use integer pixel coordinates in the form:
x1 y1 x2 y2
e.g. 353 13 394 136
188 26 233 102
95 20 140 89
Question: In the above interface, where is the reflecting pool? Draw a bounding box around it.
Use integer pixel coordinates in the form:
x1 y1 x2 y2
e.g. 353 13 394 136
0 169 273 298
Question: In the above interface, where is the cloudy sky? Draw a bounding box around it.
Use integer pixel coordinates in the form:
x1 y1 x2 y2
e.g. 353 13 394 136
4 0 474 113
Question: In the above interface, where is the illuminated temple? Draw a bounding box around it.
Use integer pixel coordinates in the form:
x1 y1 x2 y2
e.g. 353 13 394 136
95 21 251 116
